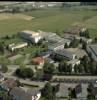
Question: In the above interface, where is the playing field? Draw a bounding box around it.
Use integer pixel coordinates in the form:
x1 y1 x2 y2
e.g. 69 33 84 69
0 7 97 38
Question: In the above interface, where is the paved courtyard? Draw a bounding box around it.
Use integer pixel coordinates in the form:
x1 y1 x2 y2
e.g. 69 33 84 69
66 48 87 58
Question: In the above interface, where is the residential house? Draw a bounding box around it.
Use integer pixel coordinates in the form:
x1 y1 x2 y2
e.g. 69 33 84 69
32 57 44 69
8 42 28 51
86 44 97 61
67 59 80 72
19 30 42 43
10 87 41 100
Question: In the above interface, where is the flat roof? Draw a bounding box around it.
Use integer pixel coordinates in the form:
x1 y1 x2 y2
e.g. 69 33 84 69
55 49 75 57
21 30 39 35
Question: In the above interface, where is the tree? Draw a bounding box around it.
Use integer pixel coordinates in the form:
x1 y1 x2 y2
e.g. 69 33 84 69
0 91 11 100
87 83 95 100
1 64 8 73
68 87 77 99
43 61 55 74
58 61 67 73
67 64 72 73
15 67 34 79
82 41 87 50
41 82 56 100
70 38 79 48
0 42 5 54
64 43 68 48
85 30 90 38
36 69 44 80
77 64 85 73
74 64 78 74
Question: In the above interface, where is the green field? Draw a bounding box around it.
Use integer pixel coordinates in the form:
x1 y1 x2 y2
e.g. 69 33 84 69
0 8 97 38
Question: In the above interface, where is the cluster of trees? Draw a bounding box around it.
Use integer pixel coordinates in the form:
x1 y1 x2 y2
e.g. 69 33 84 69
87 83 96 100
56 55 97 75
79 29 90 38
41 82 59 100
42 61 55 81
64 38 79 48
15 67 34 79
58 61 72 73
71 55 97 75
68 87 77 99
0 91 11 100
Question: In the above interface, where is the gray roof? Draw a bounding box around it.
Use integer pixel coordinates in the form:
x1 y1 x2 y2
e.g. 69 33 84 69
48 41 64 50
88 44 97 57
55 49 76 60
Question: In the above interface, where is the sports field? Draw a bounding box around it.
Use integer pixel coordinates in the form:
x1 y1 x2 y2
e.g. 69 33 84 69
0 7 97 38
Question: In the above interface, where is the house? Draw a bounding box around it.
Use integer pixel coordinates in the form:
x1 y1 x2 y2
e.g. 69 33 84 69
19 30 42 43
86 44 97 61
8 42 28 51
54 49 77 60
10 87 41 100
67 59 80 72
0 78 17 91
32 57 44 68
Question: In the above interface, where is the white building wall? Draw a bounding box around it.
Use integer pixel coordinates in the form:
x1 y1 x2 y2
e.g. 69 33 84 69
19 31 42 44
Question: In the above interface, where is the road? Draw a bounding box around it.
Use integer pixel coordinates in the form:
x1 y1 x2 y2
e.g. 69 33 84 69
2 65 97 88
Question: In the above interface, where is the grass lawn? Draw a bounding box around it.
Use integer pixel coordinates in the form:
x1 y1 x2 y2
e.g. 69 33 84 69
0 7 96 38
13 55 25 65
89 29 97 39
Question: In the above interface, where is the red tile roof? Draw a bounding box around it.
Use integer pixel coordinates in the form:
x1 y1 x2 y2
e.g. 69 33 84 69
32 57 44 65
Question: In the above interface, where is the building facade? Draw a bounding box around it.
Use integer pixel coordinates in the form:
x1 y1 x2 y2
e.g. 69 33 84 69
19 30 42 43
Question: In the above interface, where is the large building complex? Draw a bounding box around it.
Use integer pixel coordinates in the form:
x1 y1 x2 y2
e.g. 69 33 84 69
39 31 71 51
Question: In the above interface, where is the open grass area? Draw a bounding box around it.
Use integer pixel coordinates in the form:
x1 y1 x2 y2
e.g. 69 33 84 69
0 8 96 38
